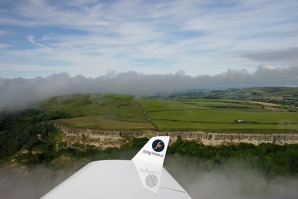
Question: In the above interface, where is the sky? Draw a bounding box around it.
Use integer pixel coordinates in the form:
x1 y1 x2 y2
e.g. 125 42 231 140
0 0 298 78
0 0 298 111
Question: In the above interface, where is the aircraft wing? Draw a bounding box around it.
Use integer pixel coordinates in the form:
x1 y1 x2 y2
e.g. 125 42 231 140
41 136 192 199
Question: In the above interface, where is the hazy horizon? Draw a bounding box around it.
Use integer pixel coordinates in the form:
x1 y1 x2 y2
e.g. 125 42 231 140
1 0 297 112
0 66 297 112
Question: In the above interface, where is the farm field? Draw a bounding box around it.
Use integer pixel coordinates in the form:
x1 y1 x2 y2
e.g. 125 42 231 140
40 93 147 120
139 98 298 133
38 91 298 133
40 94 152 130
58 115 155 130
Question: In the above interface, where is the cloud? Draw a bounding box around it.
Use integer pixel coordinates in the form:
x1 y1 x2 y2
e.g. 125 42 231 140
27 35 50 49
1 155 298 199
166 154 298 199
0 30 7 36
0 163 84 199
241 48 298 64
1 0 298 77
0 66 297 112
255 64 298 80
0 44 10 49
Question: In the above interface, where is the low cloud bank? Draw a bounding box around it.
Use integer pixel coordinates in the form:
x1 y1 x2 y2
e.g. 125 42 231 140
1 155 298 199
166 154 298 199
0 66 297 111
241 48 298 63
0 165 77 199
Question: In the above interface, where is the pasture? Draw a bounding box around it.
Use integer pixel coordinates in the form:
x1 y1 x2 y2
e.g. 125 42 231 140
140 98 298 133
39 94 298 133
41 94 152 130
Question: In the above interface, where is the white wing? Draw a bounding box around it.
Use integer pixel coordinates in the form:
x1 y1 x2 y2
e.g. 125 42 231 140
41 136 192 199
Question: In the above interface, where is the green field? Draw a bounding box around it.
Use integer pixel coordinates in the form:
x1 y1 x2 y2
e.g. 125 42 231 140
40 94 153 130
38 91 298 133
40 93 146 119
58 115 155 130
140 98 298 133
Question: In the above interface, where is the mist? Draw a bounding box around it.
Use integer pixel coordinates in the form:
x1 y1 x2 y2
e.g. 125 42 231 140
166 154 298 199
1 65 297 112
0 164 80 199
1 155 298 199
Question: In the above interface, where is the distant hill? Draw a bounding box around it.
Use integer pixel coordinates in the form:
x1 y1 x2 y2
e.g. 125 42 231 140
155 87 298 109
202 87 297 102
0 87 298 177
1 87 296 134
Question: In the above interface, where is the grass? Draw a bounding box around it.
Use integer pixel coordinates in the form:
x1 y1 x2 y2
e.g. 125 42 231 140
38 93 298 133
140 99 202 112
148 109 298 124
40 94 146 119
154 121 298 133
249 101 280 107
58 115 155 130
40 94 153 130
185 100 261 109
140 98 298 133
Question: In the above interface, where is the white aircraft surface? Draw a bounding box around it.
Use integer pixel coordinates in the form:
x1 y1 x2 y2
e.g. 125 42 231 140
41 136 192 199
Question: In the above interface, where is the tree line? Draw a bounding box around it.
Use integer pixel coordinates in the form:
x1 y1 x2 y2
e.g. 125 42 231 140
1 109 297 176
168 137 298 176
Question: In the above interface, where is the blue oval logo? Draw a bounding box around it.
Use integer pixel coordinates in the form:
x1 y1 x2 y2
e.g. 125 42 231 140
152 139 164 152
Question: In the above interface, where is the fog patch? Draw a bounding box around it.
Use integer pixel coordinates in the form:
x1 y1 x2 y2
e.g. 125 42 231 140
165 154 298 199
1 66 298 112
186 166 298 199
0 150 137 199
1 155 298 199
0 163 83 199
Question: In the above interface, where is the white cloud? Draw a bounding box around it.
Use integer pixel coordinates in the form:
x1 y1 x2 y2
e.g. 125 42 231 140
241 48 298 64
0 0 298 77
0 44 10 49
0 66 297 111
0 30 7 36
27 35 50 49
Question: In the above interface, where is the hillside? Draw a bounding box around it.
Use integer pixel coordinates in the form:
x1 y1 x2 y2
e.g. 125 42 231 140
1 88 297 136
0 88 298 177
32 87 298 133
39 93 154 130
162 87 298 109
